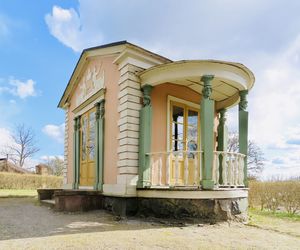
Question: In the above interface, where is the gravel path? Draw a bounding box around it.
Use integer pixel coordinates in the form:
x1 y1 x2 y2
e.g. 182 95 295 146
0 198 299 249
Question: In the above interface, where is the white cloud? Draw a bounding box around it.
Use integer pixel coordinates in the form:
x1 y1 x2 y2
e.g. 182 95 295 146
0 77 37 99
45 5 103 52
9 78 36 99
40 155 64 161
42 123 65 143
0 15 10 38
0 127 15 157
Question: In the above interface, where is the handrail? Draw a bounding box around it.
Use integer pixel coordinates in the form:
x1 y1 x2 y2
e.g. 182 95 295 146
146 150 203 155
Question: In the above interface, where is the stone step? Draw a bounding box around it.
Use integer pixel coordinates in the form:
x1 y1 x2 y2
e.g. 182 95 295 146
40 199 55 208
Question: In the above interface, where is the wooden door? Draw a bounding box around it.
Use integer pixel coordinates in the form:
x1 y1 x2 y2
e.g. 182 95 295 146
80 108 96 186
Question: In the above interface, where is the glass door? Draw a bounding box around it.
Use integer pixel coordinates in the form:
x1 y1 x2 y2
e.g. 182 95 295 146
170 101 200 185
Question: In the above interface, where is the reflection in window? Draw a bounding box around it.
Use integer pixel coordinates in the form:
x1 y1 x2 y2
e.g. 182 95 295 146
172 105 184 151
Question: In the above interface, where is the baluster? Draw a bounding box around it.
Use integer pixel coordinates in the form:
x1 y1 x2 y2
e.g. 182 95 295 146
175 153 179 186
234 155 239 187
158 154 162 186
150 154 154 186
222 152 227 185
199 151 202 182
184 152 189 185
228 154 232 186
215 152 220 186
239 155 245 186
166 152 170 186
194 153 198 185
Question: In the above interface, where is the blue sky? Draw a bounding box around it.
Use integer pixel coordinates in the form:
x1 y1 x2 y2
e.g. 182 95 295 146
1 0 300 178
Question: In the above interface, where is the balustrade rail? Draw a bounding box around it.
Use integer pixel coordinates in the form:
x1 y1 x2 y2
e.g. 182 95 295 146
146 150 246 188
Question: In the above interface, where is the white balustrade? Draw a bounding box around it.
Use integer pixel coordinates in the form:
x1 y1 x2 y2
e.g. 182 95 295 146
213 151 246 187
146 150 245 188
146 151 202 187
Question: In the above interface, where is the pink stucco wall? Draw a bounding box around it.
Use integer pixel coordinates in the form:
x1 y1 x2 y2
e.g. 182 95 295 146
66 55 120 185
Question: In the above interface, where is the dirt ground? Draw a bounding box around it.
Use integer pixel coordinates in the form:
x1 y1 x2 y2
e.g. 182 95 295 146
0 198 299 250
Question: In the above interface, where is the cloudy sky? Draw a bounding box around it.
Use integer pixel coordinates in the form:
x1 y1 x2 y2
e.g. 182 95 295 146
0 0 300 178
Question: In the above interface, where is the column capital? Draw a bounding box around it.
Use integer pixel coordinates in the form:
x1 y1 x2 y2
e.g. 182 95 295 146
239 90 248 111
142 84 153 106
95 100 105 120
73 116 80 131
201 75 214 99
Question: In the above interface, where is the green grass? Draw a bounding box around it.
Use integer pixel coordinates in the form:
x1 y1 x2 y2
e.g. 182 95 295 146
0 189 37 198
249 208 300 222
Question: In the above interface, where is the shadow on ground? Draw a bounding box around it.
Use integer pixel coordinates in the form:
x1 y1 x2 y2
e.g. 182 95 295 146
0 198 194 241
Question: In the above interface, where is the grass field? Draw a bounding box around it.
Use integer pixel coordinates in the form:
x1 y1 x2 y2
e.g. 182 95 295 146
0 189 37 198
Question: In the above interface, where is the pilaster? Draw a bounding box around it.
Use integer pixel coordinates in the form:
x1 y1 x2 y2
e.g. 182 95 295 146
63 106 69 185
73 117 81 189
116 64 144 194
94 100 105 190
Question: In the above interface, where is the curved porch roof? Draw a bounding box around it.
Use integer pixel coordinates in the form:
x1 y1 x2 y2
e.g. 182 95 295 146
139 60 255 110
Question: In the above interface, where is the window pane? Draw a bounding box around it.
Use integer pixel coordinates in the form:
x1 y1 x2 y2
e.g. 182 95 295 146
172 123 184 141
172 105 184 124
187 110 198 151
172 140 184 152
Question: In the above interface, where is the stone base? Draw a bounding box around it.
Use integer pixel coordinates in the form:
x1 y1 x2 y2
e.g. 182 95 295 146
54 190 103 212
138 198 248 222
103 196 138 217
37 188 62 200
37 189 248 221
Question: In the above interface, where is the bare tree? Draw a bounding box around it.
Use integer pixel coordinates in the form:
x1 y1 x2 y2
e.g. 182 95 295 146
44 156 64 176
6 124 40 167
228 132 265 178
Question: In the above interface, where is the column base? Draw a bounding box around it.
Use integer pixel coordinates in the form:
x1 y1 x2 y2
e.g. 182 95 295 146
73 182 79 189
201 179 215 190
94 182 103 191
137 180 151 189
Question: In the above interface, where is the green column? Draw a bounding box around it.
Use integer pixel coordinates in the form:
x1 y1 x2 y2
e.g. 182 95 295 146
137 85 153 188
200 75 215 190
94 100 105 191
239 90 248 187
217 109 228 185
73 117 80 189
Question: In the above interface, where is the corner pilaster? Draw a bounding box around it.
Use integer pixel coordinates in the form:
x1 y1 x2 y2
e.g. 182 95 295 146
94 100 105 191
73 116 81 189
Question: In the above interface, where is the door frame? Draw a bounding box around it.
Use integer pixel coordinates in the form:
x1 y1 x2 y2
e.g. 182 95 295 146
167 95 201 185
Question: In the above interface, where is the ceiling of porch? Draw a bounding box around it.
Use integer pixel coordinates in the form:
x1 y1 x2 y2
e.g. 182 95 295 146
139 60 255 109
